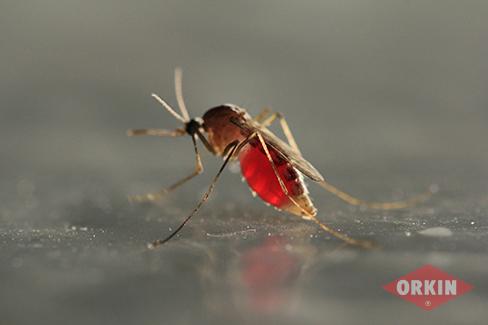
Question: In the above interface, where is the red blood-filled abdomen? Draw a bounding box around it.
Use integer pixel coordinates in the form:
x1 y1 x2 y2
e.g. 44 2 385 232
238 139 316 216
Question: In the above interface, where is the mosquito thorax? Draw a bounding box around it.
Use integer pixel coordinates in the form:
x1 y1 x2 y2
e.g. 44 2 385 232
201 104 250 155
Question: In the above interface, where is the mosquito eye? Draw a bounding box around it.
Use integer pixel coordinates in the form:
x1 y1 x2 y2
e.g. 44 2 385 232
185 120 201 135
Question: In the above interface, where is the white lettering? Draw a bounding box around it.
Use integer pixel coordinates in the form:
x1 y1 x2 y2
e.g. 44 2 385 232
424 280 436 295
396 280 409 295
445 280 457 295
411 280 422 295
395 279 458 295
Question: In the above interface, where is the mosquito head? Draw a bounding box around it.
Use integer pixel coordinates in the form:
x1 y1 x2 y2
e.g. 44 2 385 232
184 117 203 136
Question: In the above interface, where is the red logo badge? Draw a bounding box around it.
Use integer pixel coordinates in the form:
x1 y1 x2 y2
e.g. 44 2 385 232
383 264 473 310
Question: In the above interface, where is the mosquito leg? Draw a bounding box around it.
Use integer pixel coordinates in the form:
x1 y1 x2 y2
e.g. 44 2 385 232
195 129 216 155
129 135 203 203
149 134 258 249
254 107 272 123
318 180 436 210
255 132 374 249
308 217 375 249
127 128 186 137
260 112 301 155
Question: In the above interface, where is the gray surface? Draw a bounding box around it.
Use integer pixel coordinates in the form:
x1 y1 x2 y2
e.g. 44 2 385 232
1 1 487 324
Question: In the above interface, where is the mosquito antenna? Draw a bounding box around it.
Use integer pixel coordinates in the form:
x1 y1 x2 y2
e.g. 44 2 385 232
151 93 186 123
318 179 437 210
147 139 241 249
174 67 190 122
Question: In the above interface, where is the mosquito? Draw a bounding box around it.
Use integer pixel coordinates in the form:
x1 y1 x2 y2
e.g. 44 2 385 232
127 68 434 249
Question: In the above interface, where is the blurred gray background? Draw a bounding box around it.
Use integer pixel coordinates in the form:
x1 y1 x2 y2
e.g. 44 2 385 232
1 1 487 324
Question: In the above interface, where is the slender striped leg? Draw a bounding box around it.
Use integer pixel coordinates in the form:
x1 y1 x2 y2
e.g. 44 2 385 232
260 112 301 155
254 107 272 123
127 128 186 137
317 181 435 210
129 135 203 203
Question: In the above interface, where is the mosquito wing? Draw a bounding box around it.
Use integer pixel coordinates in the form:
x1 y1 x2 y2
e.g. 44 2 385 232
232 116 325 182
